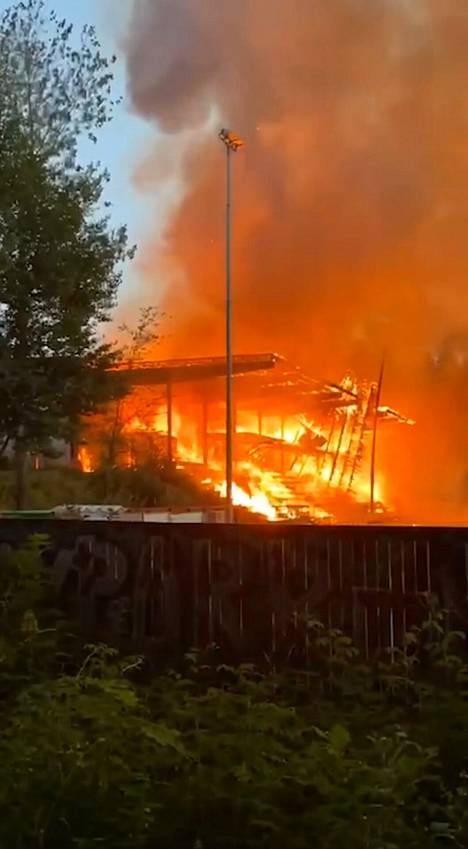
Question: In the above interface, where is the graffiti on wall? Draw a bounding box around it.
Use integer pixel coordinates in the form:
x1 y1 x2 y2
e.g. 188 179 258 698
0 521 467 663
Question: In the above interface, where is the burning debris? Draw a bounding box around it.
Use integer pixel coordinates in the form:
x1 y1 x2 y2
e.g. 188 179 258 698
79 355 412 522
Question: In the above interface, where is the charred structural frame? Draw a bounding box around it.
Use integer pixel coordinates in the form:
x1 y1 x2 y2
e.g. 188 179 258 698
102 354 409 517
109 353 279 462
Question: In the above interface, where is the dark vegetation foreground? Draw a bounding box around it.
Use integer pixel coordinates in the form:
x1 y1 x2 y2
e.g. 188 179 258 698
1 537 468 848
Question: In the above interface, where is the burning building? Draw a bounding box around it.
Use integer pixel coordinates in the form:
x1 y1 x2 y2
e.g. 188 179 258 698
79 353 412 523
117 1 468 524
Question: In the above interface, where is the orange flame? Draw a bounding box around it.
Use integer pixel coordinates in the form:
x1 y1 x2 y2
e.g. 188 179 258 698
77 447 92 473
94 372 392 522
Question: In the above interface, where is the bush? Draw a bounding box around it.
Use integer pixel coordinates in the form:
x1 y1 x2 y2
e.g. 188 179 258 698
0 540 468 847
89 461 216 508
0 463 218 510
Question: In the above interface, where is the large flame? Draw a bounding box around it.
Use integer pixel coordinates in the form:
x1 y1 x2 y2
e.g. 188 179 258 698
79 365 400 522
121 1 468 523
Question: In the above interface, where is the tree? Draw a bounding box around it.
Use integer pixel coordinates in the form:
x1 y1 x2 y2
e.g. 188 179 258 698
0 0 134 506
81 306 163 468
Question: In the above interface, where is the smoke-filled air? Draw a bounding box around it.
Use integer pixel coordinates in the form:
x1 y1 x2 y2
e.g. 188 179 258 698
123 0 468 521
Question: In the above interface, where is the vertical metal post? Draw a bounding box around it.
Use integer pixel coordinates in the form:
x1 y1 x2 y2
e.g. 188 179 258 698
225 144 234 523
370 356 385 513
202 395 209 467
219 128 244 522
166 379 173 463
280 416 285 474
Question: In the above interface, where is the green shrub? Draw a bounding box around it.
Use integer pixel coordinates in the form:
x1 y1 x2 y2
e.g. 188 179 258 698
0 464 218 510
0 541 468 848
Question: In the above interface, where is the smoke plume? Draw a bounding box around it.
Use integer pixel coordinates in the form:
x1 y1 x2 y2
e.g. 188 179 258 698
124 0 468 518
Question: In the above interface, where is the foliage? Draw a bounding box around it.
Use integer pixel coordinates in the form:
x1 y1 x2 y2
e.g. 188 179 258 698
117 306 162 364
83 306 163 466
0 0 134 504
1 543 468 847
88 461 218 508
0 0 118 159
0 464 218 510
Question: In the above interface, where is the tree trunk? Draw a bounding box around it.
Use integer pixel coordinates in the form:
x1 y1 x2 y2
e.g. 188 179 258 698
14 428 27 510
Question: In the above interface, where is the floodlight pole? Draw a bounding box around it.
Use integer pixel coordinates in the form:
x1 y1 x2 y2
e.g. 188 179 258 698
219 129 244 523
225 141 234 523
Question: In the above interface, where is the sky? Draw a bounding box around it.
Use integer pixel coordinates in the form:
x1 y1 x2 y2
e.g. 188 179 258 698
0 0 154 305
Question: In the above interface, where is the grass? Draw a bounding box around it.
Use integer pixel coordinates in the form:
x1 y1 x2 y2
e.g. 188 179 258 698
0 465 219 511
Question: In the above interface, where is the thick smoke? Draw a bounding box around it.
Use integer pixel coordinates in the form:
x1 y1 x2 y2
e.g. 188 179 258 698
124 0 468 518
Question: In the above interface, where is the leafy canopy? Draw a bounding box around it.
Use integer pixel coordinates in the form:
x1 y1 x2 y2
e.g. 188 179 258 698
0 0 134 454
1 540 468 848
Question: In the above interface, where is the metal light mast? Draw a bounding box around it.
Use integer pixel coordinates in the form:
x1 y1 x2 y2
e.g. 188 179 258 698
218 128 245 523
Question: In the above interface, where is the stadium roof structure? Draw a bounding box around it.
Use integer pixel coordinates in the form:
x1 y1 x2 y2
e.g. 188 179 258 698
111 353 280 386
